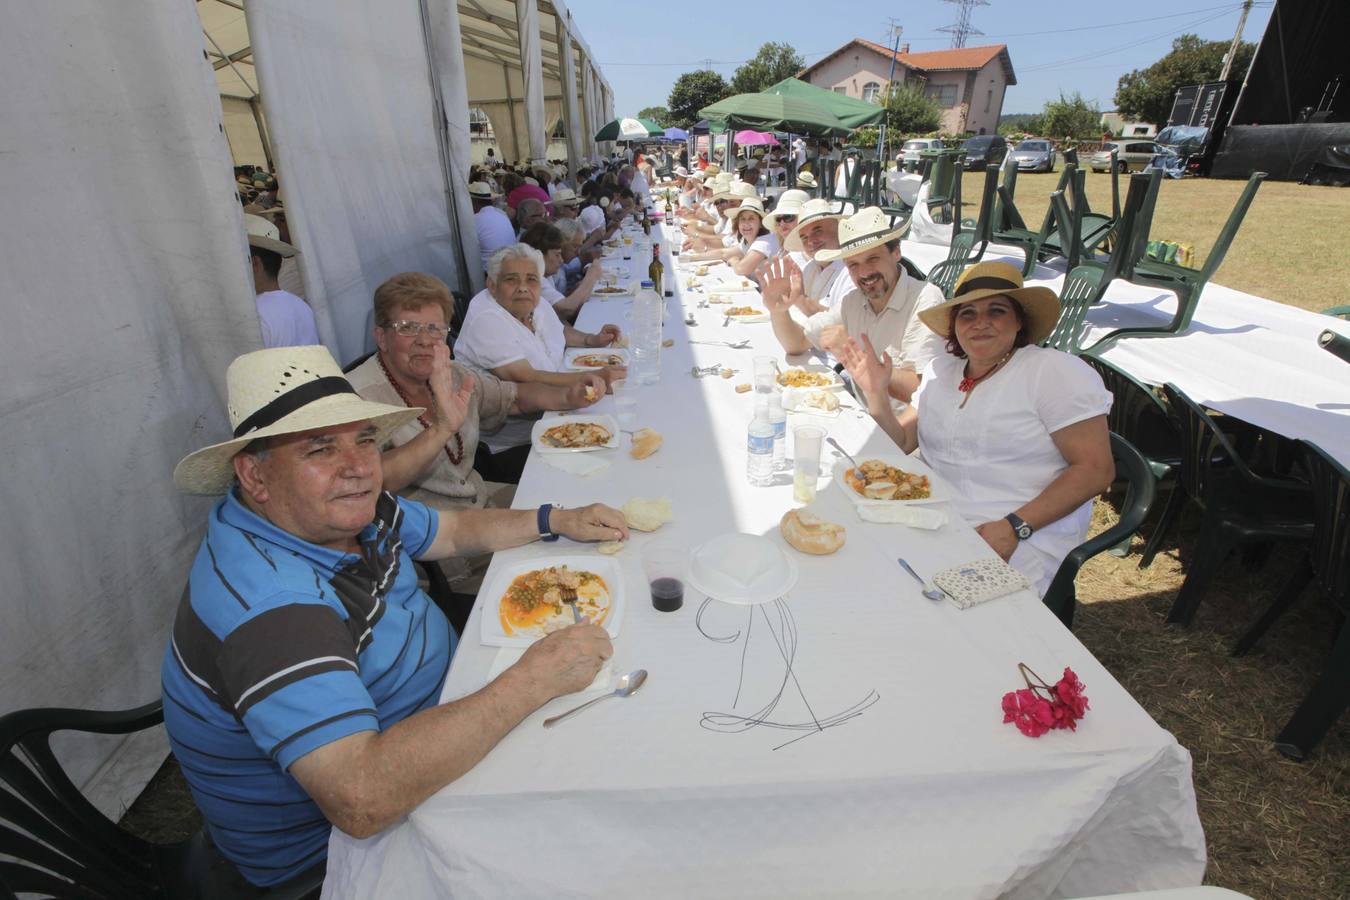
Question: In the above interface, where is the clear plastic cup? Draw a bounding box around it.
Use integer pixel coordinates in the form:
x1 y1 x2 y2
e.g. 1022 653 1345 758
642 540 689 613
613 378 638 429
792 425 825 503
753 356 777 394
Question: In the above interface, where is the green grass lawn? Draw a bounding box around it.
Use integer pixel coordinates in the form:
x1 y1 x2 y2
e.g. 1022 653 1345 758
955 170 1350 314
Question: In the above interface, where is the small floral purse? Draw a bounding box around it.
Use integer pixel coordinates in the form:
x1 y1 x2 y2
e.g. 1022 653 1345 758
932 558 1032 609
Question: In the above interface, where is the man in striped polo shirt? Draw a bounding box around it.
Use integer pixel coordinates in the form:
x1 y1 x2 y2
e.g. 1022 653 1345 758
162 346 628 888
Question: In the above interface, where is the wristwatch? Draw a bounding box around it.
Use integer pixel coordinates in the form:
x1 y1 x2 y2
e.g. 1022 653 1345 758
537 503 561 542
1004 513 1034 541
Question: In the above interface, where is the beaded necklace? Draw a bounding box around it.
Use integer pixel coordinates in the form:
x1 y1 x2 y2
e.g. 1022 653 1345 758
956 349 1014 409
376 352 465 465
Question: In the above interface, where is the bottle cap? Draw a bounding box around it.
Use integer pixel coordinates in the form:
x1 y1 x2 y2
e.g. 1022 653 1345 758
640 280 654 288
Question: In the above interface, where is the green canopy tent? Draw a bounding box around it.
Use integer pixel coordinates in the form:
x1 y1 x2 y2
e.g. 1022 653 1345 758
697 93 850 137
761 77 885 130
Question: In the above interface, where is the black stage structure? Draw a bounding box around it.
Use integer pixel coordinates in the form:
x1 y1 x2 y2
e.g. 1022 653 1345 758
1210 0 1350 181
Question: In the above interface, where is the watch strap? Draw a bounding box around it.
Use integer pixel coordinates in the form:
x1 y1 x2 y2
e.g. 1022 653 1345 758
1004 512 1033 540
538 503 560 541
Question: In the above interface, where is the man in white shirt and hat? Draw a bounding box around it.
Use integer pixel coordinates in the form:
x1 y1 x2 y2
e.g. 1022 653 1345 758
245 214 320 349
760 206 946 403
471 181 515 274
759 197 851 322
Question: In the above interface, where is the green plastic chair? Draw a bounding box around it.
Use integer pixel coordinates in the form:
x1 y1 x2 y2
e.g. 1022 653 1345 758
1041 432 1157 628
1160 382 1315 627
1088 173 1267 355
1321 305 1350 320
1232 440 1350 760
924 166 999 297
1038 168 1115 265
991 164 1076 276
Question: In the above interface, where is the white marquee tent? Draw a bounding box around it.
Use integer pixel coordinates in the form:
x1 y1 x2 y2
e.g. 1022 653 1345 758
0 0 613 818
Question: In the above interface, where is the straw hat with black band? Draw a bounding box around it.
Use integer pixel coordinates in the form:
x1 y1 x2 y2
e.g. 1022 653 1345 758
173 346 422 495
245 214 297 258
552 187 580 206
917 261 1061 346
796 171 817 189
813 206 909 263
782 198 846 253
763 189 810 229
467 181 501 201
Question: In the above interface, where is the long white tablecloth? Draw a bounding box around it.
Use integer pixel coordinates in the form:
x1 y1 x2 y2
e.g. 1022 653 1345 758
323 223 1205 899
901 243 1350 466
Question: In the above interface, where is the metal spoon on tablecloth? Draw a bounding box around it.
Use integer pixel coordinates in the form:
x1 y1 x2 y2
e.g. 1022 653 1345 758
542 669 648 728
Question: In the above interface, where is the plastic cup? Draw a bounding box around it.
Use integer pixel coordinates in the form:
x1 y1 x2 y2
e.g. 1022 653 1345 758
753 356 777 393
612 378 638 429
792 425 825 503
642 540 688 613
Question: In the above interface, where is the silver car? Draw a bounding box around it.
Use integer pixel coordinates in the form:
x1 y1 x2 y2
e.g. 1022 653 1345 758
1008 139 1056 173
1088 140 1164 173
900 138 945 166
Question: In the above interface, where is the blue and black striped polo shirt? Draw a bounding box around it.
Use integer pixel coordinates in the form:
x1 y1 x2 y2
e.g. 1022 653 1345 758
160 489 454 886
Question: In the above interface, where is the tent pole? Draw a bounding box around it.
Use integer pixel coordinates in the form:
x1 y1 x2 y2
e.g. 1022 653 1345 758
248 97 275 172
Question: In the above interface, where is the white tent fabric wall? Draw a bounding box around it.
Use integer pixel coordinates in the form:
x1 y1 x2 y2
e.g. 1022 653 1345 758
426 0 486 294
0 0 260 815
515 0 547 164
221 96 270 168
245 0 464 366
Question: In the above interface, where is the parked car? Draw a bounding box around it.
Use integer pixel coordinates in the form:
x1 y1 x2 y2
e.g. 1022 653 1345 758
1007 139 1056 173
899 138 945 166
1088 140 1164 173
961 135 1007 170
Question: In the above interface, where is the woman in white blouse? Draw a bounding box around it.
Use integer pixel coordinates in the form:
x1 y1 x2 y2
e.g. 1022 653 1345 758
838 261 1116 595
683 197 774 276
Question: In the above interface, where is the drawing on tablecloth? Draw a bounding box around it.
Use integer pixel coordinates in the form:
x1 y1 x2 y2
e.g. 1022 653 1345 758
695 597 879 750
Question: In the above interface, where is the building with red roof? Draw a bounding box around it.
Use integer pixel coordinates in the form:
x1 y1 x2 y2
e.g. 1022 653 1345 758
798 39 1017 136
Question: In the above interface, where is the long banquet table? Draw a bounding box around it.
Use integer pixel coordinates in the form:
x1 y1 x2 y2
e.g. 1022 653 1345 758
322 221 1206 898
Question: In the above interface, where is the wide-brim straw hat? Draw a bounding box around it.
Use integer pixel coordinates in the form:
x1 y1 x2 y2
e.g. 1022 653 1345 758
796 171 817 188
732 197 766 220
714 180 756 202
173 346 422 495
244 213 297 258
703 164 722 176
782 198 845 252
764 197 807 229
814 206 910 262
917 261 1061 345
468 180 501 200
552 187 580 206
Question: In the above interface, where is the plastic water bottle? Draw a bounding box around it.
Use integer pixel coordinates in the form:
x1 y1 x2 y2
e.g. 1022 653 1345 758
768 392 786 470
746 408 775 486
630 281 663 385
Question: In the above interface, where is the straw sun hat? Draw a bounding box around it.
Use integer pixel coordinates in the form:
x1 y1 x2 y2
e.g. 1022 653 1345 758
813 206 910 262
782 198 845 252
468 181 501 200
763 189 810 228
917 261 1061 345
796 171 817 188
244 214 297 258
552 187 580 206
173 346 422 495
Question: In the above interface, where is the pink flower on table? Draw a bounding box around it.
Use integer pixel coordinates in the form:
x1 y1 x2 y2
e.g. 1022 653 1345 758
1053 668 1090 722
1001 665 1090 737
1002 687 1056 737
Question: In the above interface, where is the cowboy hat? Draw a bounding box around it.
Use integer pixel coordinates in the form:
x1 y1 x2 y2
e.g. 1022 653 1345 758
917 262 1061 344
813 206 910 263
703 164 721 176
467 181 501 200
173 346 422 495
552 187 580 206
763 190 809 229
795 171 817 188
714 180 757 202
782 198 845 252
244 214 297 258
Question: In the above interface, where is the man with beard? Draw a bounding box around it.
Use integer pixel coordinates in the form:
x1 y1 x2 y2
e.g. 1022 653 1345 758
759 207 946 403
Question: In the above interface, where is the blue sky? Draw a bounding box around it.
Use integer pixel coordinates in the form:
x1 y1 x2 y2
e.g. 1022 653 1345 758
565 0 1272 116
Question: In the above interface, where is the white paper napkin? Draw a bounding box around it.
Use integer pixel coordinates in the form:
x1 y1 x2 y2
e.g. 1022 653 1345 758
854 504 948 529
486 646 614 695
538 452 611 478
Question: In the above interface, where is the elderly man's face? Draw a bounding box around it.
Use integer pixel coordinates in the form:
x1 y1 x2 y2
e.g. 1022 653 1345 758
234 421 382 552
488 256 542 320
554 203 578 219
844 243 903 303
798 218 840 259
560 237 581 261
518 200 548 230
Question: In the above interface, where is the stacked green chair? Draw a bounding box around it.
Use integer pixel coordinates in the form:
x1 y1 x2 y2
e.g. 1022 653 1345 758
1041 432 1157 628
1089 173 1267 355
924 166 1000 297
1044 172 1150 354
1232 440 1350 760
1160 383 1315 627
1319 305 1350 320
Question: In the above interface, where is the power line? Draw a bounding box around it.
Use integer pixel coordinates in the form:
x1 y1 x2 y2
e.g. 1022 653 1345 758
1019 8 1237 73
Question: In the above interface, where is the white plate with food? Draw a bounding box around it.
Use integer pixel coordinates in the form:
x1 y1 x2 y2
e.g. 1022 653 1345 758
592 282 635 297
480 556 624 648
833 454 945 506
565 348 629 370
722 305 769 323
777 366 844 392
532 415 620 453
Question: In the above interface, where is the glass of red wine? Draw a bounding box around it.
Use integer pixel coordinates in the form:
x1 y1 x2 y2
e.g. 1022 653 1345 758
641 540 688 613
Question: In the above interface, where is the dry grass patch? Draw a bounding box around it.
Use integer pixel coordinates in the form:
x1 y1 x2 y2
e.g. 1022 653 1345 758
957 170 1350 313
